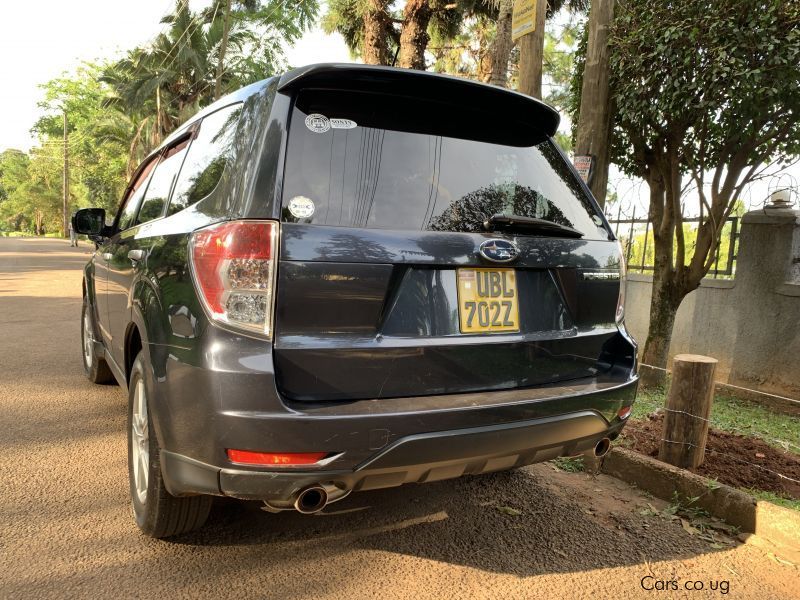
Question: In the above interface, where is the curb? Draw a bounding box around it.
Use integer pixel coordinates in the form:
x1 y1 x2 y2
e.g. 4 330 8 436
601 447 800 556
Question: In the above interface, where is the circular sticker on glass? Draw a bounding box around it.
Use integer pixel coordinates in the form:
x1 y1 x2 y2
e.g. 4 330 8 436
288 196 315 219
304 113 330 133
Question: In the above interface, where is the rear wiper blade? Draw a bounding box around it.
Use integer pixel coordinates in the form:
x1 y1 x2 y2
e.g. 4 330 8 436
483 214 584 238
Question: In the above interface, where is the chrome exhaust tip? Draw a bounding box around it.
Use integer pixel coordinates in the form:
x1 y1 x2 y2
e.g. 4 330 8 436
294 486 328 514
262 482 351 514
594 437 611 458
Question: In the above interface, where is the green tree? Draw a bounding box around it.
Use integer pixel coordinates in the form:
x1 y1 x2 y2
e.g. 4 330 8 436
0 150 30 204
605 0 800 384
32 65 130 217
0 145 64 235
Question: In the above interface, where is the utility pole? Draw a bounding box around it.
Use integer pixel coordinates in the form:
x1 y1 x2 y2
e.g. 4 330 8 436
516 0 547 99
63 110 69 239
214 0 233 101
574 0 615 206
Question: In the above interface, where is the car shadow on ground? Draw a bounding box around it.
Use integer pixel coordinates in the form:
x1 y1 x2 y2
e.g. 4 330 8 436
168 467 721 578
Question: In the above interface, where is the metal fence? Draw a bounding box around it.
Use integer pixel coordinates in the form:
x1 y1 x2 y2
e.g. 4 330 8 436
607 211 740 278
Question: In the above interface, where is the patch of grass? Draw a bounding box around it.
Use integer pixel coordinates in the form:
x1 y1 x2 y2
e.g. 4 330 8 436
630 386 668 418
744 489 800 512
666 491 710 520
551 457 585 473
630 388 800 455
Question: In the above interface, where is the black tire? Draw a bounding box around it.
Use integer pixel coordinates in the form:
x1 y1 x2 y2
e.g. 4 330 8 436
81 295 114 384
128 351 212 538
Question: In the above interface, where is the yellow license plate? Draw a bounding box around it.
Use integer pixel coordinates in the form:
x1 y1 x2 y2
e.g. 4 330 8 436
456 268 520 333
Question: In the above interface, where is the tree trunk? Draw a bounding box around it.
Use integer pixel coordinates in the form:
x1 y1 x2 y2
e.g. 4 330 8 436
214 0 233 101
640 278 681 387
517 0 548 98
35 210 43 237
362 0 391 65
640 174 679 387
478 29 494 82
574 0 615 206
398 0 433 70
488 0 514 87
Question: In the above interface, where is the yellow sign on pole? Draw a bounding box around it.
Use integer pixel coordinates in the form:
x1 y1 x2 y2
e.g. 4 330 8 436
511 0 537 42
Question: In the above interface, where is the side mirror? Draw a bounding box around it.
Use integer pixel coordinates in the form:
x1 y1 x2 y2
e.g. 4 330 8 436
73 208 106 236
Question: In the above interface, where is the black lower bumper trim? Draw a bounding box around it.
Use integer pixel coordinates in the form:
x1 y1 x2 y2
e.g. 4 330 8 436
161 410 625 501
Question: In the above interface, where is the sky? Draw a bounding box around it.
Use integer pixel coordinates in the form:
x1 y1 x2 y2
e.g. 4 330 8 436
0 0 352 153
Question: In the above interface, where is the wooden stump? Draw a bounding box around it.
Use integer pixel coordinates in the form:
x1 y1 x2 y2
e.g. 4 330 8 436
658 354 718 469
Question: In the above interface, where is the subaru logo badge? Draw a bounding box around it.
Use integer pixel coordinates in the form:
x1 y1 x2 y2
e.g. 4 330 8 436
479 239 519 263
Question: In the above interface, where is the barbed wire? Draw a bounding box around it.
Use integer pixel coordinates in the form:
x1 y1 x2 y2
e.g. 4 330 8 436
657 406 800 453
621 425 800 486
638 362 800 450
641 362 800 407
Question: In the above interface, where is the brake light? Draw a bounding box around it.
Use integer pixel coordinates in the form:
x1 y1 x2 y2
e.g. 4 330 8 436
226 450 327 466
616 240 626 324
190 220 278 337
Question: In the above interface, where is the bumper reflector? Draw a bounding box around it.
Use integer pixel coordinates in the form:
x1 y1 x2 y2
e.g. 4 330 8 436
227 449 328 466
617 406 632 420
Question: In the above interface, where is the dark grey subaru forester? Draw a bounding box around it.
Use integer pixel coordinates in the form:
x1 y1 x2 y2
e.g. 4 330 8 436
74 64 638 538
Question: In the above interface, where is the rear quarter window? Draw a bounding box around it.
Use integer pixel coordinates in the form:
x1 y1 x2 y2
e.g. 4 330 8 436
167 103 242 216
281 90 608 239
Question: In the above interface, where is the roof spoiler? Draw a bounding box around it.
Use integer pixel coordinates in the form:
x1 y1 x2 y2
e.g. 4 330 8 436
277 64 560 138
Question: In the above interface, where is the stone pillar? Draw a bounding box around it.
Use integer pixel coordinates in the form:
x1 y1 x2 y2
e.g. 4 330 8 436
730 207 800 396
735 208 800 289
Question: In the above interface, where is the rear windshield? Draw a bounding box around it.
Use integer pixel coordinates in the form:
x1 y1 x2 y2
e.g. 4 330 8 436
282 90 609 239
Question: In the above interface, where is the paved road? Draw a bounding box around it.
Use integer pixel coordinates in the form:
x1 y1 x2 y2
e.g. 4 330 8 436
1 237 797 600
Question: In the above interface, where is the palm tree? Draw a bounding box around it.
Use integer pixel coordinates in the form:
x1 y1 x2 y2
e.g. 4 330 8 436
102 0 319 155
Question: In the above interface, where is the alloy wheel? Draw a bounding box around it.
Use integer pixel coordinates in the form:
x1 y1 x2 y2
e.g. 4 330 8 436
131 379 149 504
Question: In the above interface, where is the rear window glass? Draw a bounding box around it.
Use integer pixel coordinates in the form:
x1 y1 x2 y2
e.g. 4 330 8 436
282 90 608 239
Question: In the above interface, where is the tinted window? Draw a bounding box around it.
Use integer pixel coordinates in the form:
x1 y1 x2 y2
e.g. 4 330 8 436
167 103 241 216
282 91 607 239
117 159 156 231
136 139 189 225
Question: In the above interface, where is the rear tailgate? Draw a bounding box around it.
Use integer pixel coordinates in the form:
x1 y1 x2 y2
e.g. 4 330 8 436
272 80 625 402
275 226 621 401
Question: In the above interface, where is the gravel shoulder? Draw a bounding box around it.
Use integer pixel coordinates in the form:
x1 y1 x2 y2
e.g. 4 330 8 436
1 237 797 600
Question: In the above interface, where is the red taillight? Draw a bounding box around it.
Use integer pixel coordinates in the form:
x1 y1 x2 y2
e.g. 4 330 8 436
190 220 278 337
617 405 632 420
226 449 328 466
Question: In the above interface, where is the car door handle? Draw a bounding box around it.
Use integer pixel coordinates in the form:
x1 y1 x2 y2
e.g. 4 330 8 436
127 249 146 262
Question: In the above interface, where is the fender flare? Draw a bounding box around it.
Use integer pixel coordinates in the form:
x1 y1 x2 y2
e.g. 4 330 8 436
128 273 171 450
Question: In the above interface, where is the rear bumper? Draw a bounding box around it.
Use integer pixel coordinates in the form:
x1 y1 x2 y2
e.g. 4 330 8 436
160 377 636 502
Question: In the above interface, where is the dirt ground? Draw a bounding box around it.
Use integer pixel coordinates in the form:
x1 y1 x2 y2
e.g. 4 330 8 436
1 237 798 600
623 413 800 500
